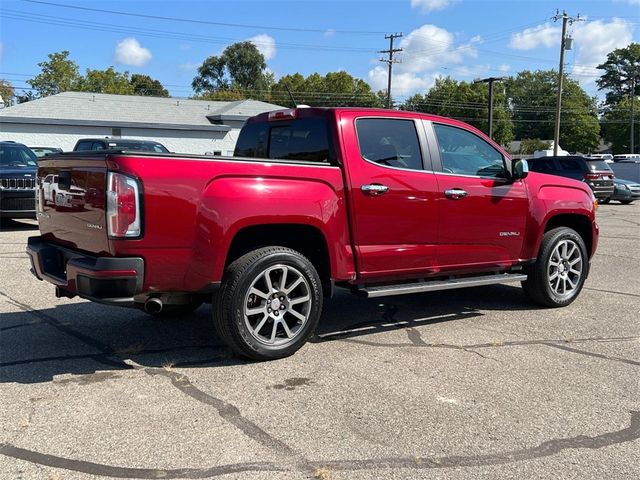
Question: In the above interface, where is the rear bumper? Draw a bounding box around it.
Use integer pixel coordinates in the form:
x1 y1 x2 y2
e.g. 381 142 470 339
27 236 144 306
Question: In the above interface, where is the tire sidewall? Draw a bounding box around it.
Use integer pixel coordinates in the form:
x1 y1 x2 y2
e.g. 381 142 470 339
227 250 322 359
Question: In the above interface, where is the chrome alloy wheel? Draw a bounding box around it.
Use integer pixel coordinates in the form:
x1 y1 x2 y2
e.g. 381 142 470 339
243 264 312 346
547 239 583 298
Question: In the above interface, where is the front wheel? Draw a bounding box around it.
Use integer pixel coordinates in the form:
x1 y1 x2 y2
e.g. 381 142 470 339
599 197 610 204
522 227 588 307
214 247 322 360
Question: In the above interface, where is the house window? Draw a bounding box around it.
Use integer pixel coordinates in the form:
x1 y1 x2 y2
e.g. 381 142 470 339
111 128 122 137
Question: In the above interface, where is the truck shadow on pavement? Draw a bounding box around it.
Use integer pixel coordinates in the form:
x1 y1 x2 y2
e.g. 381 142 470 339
0 218 39 232
1 284 538 384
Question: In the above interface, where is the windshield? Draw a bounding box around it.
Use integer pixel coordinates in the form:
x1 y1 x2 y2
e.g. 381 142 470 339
30 147 61 158
0 144 38 168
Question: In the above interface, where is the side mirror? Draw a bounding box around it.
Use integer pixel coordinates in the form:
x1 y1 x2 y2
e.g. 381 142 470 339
512 159 529 180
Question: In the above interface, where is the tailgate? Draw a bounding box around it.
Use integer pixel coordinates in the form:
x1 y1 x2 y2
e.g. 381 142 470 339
37 155 110 254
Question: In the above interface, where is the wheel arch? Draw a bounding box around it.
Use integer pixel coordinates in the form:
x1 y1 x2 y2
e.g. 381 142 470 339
542 214 594 258
225 223 333 295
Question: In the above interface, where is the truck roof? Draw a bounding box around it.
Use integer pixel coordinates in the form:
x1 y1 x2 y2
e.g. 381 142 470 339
247 106 480 129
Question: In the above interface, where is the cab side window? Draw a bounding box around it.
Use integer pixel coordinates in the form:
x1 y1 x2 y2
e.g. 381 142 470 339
355 118 423 171
433 124 506 178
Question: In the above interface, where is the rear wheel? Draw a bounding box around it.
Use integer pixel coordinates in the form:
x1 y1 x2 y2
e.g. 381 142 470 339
214 247 322 360
522 227 588 307
620 200 633 205
599 197 610 204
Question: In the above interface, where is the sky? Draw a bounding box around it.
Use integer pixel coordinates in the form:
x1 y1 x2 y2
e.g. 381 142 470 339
1 0 639 103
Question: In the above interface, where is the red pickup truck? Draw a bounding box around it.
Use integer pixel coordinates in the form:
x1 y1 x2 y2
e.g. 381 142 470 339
27 107 598 360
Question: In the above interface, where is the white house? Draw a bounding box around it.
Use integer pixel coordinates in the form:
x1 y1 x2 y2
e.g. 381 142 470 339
0 92 284 155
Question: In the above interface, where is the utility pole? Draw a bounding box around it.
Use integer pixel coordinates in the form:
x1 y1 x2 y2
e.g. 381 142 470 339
379 33 403 109
552 10 581 156
474 77 507 140
631 76 636 154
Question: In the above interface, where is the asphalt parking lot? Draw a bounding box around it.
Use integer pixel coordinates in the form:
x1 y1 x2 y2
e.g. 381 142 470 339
1 203 639 480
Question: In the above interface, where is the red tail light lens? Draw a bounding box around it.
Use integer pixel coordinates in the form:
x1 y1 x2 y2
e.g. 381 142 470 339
268 109 297 121
584 173 600 180
107 172 141 238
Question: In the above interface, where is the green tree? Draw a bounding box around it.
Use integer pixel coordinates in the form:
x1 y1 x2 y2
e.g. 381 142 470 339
271 71 382 107
505 70 600 152
596 43 640 111
519 138 551 155
130 74 169 97
602 97 640 154
75 67 134 95
401 77 514 146
0 79 14 106
27 51 81 97
192 41 271 98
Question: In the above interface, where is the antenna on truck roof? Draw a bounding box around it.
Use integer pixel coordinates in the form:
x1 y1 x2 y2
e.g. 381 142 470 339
283 83 297 108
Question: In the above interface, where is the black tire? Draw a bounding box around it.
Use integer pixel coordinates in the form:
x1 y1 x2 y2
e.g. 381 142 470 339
214 247 322 360
599 197 610 204
620 200 633 205
522 227 588 308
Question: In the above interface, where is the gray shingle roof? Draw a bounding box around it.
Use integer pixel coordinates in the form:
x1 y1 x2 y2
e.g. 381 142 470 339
0 92 283 131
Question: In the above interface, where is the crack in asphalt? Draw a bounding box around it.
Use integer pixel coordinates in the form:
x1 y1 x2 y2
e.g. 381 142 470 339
584 287 640 298
143 367 302 464
2 411 639 478
0 291 132 370
339 330 640 367
544 343 640 367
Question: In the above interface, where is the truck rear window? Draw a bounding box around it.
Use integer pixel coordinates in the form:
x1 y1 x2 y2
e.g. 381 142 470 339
235 118 331 163
586 160 612 172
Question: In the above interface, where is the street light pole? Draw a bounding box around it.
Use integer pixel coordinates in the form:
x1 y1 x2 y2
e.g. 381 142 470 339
475 77 507 140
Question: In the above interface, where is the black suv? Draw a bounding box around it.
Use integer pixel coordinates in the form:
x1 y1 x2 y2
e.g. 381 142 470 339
0 141 38 219
73 138 169 153
527 156 615 201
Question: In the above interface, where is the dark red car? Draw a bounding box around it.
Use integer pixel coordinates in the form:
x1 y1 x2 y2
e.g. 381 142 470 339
28 108 599 360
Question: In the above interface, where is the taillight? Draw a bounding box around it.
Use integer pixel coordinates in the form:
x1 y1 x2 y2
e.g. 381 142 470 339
106 172 141 238
584 173 600 180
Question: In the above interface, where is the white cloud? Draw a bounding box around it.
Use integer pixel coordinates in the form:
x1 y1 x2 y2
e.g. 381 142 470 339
247 33 276 60
509 23 560 50
509 19 633 83
324 29 336 38
411 0 456 13
497 64 511 72
114 37 152 67
368 66 438 96
571 19 633 82
614 0 640 5
367 24 477 96
0 42 4 60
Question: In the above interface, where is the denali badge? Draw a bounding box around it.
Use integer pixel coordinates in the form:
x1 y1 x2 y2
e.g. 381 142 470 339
86 223 103 230
499 231 520 237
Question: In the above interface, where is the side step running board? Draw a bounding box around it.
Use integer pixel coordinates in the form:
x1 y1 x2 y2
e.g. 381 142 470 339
358 273 528 298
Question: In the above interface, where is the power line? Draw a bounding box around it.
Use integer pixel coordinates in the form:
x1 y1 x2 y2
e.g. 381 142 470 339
21 0 385 35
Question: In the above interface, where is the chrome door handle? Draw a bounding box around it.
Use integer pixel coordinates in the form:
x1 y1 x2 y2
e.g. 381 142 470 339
361 184 389 195
444 188 468 199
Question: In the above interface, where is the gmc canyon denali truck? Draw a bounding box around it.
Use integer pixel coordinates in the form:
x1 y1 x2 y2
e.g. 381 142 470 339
27 108 599 360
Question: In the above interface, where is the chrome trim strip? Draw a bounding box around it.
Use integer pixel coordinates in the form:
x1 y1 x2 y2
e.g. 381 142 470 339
360 273 528 298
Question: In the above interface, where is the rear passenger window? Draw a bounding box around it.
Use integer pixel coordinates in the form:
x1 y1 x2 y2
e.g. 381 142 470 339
355 118 423 170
